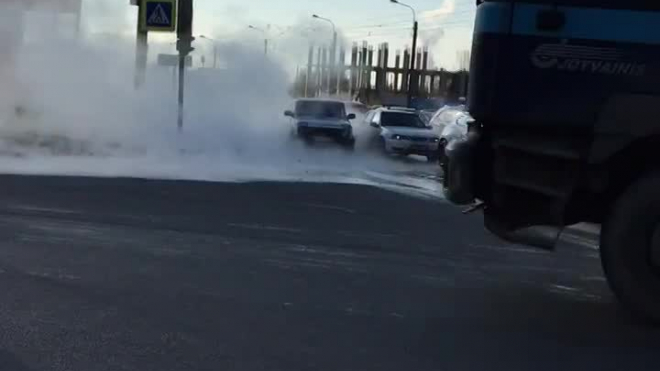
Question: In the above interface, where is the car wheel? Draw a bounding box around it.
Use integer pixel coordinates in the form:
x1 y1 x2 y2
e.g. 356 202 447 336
379 137 388 154
302 135 314 146
601 172 660 324
343 138 356 152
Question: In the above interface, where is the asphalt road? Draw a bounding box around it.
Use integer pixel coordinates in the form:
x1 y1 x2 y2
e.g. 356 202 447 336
0 174 656 371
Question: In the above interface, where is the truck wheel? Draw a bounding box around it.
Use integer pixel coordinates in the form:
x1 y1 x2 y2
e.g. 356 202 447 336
601 172 660 324
438 139 448 167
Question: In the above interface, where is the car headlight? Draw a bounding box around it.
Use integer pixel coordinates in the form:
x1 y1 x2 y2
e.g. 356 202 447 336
391 134 406 140
431 138 440 143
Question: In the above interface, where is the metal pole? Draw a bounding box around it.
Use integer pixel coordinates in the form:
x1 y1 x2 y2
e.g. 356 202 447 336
177 54 185 132
172 66 177 91
134 2 148 89
357 51 362 92
408 20 418 108
326 51 331 95
75 0 82 39
306 45 313 98
329 31 336 95
333 33 341 96
264 38 268 55
316 47 322 97
313 15 337 96
305 71 309 98
390 1 418 107
177 0 194 133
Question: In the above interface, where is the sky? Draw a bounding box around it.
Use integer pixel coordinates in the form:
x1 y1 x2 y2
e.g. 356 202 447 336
63 0 476 70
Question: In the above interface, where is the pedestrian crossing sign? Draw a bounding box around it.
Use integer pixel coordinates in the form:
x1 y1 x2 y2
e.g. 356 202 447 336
141 0 177 32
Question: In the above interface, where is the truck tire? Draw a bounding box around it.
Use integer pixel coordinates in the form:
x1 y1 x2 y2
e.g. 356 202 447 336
438 139 448 167
601 172 660 324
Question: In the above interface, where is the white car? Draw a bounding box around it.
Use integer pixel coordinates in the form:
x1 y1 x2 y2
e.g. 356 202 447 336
440 111 471 145
439 110 473 172
428 104 467 135
364 107 440 162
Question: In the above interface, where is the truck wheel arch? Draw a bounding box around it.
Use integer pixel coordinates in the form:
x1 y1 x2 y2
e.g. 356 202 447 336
597 136 660 214
600 171 660 324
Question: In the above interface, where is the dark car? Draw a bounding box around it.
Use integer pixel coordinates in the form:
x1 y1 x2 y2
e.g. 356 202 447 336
284 99 356 149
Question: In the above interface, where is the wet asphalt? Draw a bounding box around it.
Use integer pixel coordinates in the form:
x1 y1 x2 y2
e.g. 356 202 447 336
0 171 655 371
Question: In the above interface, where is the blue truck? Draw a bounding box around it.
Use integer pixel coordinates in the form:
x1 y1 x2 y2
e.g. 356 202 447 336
444 0 660 322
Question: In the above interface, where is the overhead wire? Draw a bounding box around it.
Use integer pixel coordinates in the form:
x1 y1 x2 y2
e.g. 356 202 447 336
341 7 475 30
345 17 475 39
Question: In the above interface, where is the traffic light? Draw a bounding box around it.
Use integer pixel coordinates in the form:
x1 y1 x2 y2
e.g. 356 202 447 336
177 0 195 55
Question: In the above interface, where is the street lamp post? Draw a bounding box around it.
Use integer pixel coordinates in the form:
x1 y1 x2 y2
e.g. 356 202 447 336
313 14 338 96
248 25 268 55
132 1 148 89
199 35 218 68
390 0 418 108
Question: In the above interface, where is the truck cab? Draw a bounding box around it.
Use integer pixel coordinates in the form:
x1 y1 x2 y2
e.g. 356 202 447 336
445 0 660 322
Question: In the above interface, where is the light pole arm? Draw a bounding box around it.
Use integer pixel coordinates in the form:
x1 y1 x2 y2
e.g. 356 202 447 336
313 15 336 34
391 1 417 22
404 4 417 22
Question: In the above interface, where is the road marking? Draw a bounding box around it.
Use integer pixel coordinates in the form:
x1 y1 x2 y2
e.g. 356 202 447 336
305 203 357 214
227 223 302 233
7 204 80 215
337 230 399 238
467 243 549 255
551 284 579 292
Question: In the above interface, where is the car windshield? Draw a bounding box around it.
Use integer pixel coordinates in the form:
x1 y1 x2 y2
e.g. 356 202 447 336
381 112 427 128
295 101 345 119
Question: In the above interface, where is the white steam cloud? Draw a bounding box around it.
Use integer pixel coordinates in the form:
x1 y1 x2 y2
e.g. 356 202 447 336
0 3 429 188
419 0 457 19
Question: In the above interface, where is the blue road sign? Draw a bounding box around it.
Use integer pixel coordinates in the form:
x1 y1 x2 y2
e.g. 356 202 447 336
141 0 177 32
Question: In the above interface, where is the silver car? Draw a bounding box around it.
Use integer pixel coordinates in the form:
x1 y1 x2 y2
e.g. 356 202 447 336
364 107 440 162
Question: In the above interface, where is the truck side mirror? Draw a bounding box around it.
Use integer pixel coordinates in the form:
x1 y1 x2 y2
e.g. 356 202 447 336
370 121 380 128
284 110 294 117
347 113 356 120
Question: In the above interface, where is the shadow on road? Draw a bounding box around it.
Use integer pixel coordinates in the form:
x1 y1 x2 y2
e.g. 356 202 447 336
0 350 31 371
413 284 659 369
